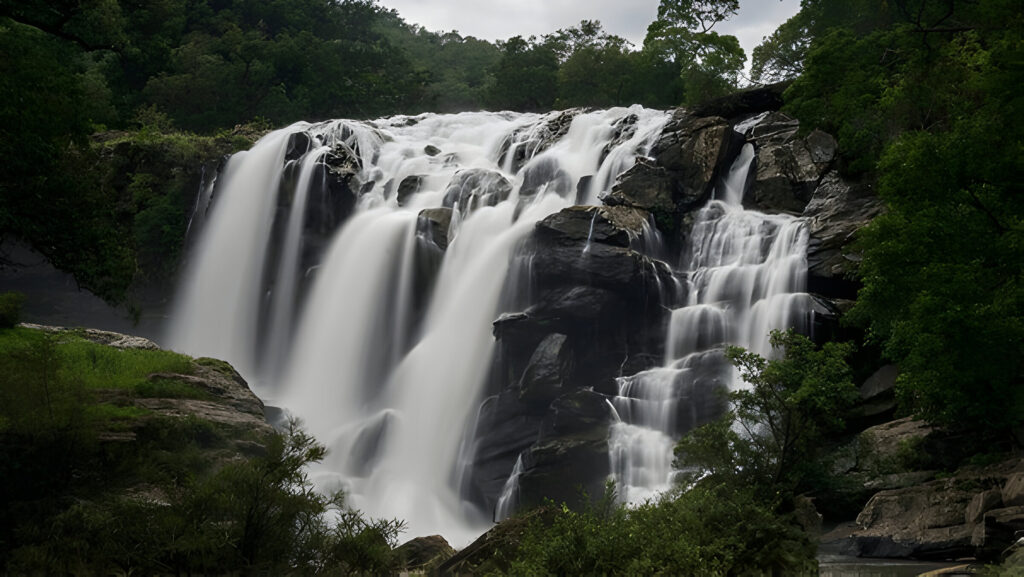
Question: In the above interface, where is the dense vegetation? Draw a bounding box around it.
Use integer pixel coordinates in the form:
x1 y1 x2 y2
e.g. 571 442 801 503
776 0 1023 440
0 0 751 304
471 330 850 575
0 320 404 574
1 0 1022 572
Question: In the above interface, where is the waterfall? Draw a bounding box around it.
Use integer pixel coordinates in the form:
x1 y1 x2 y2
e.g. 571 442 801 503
609 140 812 504
167 108 670 543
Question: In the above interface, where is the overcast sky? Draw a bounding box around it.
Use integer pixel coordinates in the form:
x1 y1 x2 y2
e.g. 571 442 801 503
376 0 803 79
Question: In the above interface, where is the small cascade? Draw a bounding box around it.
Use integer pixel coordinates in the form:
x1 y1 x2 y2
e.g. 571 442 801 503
609 139 812 504
168 107 670 543
494 455 524 522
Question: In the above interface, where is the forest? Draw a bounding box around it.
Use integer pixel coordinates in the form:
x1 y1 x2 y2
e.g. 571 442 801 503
1 0 1022 574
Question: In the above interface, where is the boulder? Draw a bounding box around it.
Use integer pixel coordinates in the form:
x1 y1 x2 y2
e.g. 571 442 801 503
849 480 979 559
966 488 1004 525
690 81 790 119
744 112 832 214
437 506 558 576
397 175 423 206
534 205 640 248
442 168 512 215
460 392 545 512
848 365 899 427
518 333 572 409
858 417 937 474
1003 473 1024 507
395 534 455 572
603 158 677 215
973 506 1024 561
517 390 616 511
844 458 1023 560
802 171 883 299
519 157 573 201
417 207 453 251
649 113 734 215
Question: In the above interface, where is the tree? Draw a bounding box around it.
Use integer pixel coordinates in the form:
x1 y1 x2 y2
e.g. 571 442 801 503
488 36 559 111
784 0 1024 438
643 0 745 106
675 330 857 495
751 10 812 84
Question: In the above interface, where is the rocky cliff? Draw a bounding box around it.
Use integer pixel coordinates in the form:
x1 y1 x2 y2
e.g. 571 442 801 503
421 94 886 519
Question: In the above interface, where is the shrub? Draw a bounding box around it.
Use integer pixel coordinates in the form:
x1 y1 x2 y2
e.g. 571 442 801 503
0 291 25 328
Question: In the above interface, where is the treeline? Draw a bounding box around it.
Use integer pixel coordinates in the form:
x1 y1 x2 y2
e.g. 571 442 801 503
776 0 1023 438
0 0 749 303
0 0 725 136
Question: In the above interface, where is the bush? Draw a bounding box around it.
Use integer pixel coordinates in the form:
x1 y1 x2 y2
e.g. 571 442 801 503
0 291 25 328
504 482 816 576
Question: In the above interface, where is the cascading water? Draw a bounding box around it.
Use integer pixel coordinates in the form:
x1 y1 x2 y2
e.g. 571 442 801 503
609 138 813 504
168 107 670 543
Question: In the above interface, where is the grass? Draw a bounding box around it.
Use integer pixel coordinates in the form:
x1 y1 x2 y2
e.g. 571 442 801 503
58 338 194 390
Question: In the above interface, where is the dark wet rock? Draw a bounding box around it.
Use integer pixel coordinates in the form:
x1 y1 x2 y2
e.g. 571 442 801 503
802 171 883 299
518 333 572 409
346 410 394 477
603 158 677 215
285 131 312 161
575 174 593 205
848 365 899 428
690 81 790 119
973 506 1024 561
417 207 453 251
397 175 423 206
744 112 832 215
424 144 442 156
535 205 637 248
649 113 734 215
442 168 513 215
395 534 455 572
517 390 616 511
498 109 583 173
437 506 558 576
519 157 573 200
460 391 545 512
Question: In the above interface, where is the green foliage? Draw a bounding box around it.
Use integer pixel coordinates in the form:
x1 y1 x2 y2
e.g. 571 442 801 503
503 482 816 576
644 0 746 106
489 36 560 112
780 0 1024 435
751 10 811 84
675 330 857 495
0 292 25 328
0 326 406 574
847 103 1024 433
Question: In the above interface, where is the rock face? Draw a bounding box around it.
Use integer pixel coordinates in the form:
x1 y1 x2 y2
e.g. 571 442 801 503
443 168 513 214
743 112 835 215
463 205 676 516
462 104 887 523
18 324 275 451
802 172 883 299
394 535 455 572
845 459 1024 560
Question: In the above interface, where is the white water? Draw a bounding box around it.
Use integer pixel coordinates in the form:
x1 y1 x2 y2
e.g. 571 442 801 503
609 141 812 504
168 108 669 544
